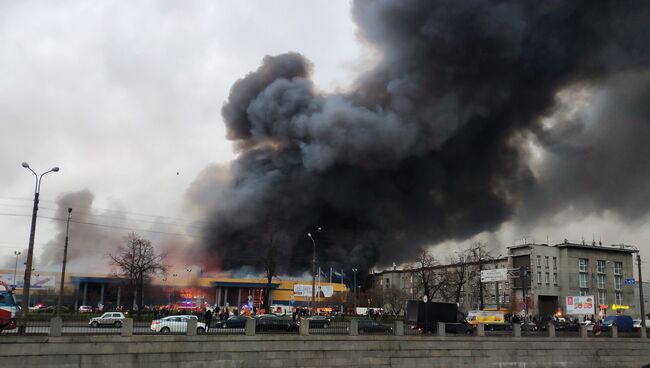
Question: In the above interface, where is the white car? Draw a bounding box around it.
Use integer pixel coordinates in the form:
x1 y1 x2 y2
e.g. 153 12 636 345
633 319 650 329
150 315 206 334
78 305 93 313
89 312 125 328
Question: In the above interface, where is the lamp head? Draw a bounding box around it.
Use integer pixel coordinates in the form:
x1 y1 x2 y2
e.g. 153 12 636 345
307 233 312 237
52 167 60 172
317 227 322 232
21 162 29 168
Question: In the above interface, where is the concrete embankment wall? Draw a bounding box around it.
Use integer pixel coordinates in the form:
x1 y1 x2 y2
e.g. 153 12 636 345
2 335 650 368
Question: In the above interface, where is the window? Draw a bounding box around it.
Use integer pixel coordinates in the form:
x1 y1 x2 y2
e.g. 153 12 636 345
615 291 622 305
537 256 541 267
598 291 606 305
545 272 550 285
553 273 558 286
580 289 589 296
597 260 606 274
545 256 549 268
598 274 605 289
385 278 390 288
578 258 588 272
537 271 542 285
553 257 557 269
614 262 622 275
615 276 622 290
579 273 588 288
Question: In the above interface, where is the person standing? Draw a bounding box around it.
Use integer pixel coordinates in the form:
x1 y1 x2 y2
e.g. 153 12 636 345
203 309 213 332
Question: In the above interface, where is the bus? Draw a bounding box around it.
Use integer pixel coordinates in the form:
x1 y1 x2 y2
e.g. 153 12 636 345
0 281 18 332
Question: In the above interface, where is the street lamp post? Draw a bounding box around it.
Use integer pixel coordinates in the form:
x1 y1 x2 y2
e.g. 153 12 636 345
307 227 321 315
12 251 21 288
56 208 72 316
351 268 358 308
20 162 59 321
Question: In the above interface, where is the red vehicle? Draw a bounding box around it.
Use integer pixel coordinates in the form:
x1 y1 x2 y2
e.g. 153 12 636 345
0 281 18 332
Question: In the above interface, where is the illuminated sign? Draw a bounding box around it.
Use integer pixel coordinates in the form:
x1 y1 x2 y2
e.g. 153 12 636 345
599 305 609 310
611 304 629 310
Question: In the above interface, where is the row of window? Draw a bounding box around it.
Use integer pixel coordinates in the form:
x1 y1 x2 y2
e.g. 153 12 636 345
578 273 623 290
536 271 558 286
536 255 558 269
578 258 622 274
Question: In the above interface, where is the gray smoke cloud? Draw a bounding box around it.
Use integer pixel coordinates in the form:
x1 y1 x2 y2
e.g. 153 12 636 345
37 190 122 270
190 1 650 275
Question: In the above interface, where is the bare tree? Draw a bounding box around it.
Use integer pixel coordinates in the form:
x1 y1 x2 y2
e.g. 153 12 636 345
410 248 443 300
109 233 167 313
468 241 493 310
382 286 409 316
256 221 286 311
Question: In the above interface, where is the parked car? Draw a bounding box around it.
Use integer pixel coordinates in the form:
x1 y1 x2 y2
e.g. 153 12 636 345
255 314 299 332
38 305 72 313
89 312 125 328
308 315 331 328
358 319 393 334
215 315 247 329
632 319 650 329
601 315 634 332
78 305 93 313
150 315 207 334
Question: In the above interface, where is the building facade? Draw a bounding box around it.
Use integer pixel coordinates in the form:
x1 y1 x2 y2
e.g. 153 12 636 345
508 241 637 318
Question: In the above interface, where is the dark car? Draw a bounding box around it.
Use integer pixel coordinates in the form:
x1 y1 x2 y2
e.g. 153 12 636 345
358 319 393 334
602 315 634 332
414 322 474 335
308 315 331 328
215 315 247 329
256 315 299 332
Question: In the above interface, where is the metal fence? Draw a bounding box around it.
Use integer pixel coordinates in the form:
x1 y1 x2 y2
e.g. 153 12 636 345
308 321 349 335
2 318 649 339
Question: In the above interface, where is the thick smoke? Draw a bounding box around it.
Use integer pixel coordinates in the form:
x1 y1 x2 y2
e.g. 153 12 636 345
193 1 650 275
37 190 122 271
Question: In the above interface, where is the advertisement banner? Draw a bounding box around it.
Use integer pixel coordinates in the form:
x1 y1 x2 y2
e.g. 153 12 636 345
0 274 56 289
476 310 505 324
566 295 595 315
293 284 333 298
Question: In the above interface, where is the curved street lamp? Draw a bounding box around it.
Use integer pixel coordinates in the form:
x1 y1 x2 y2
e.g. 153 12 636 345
307 227 322 315
20 162 59 319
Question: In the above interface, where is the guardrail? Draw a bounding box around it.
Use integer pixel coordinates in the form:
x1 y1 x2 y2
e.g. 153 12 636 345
1 318 648 339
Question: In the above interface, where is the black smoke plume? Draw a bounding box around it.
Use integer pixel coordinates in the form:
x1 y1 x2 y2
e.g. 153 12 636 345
192 1 650 275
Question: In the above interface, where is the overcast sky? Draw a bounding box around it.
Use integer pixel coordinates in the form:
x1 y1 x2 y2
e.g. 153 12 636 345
1 1 649 278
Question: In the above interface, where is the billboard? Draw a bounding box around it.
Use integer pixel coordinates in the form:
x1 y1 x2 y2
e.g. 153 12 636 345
566 295 595 315
293 284 333 298
0 274 56 289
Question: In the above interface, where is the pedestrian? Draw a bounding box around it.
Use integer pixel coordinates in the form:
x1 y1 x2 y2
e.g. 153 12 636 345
153 307 159 320
593 320 602 336
203 309 213 332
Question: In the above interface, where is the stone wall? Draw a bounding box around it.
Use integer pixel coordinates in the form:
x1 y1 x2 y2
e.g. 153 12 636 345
2 335 650 368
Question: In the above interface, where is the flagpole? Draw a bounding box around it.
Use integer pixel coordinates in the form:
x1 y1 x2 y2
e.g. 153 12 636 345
329 267 332 284
318 266 321 307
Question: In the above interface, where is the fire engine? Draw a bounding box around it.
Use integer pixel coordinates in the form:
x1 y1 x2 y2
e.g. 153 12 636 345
0 280 18 332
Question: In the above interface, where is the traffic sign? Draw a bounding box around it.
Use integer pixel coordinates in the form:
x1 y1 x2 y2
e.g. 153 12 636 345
624 278 636 285
481 268 508 282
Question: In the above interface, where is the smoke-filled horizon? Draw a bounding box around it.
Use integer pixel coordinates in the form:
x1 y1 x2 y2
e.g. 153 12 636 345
189 1 650 276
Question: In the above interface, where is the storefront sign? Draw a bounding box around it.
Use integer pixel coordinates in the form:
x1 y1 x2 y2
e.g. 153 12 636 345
293 284 333 298
476 310 505 324
612 304 630 310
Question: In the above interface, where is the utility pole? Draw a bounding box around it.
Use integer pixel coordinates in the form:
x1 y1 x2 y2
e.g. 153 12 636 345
352 268 358 309
307 227 321 316
521 266 529 335
495 281 500 310
638 254 646 329
56 208 72 316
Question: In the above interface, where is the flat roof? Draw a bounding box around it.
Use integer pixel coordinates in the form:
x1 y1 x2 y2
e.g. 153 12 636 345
211 281 280 289
70 276 122 284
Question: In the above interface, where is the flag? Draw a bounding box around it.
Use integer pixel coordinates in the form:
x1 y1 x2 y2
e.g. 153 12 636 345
320 268 328 279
